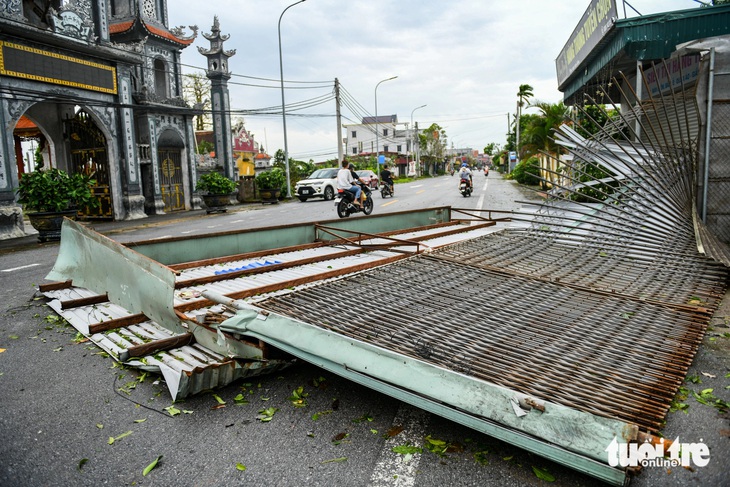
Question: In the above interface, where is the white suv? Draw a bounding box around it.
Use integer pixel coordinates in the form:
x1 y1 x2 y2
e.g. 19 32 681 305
294 168 338 202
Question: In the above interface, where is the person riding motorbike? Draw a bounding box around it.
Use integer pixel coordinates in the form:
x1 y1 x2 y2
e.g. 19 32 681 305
337 159 362 207
380 164 394 195
348 162 367 206
458 162 473 190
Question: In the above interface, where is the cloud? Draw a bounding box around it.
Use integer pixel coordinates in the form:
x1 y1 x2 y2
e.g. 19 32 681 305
176 0 699 160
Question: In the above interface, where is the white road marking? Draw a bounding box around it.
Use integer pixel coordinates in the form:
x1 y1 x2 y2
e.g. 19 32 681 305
2 263 41 272
471 178 488 226
408 184 423 189
369 404 431 487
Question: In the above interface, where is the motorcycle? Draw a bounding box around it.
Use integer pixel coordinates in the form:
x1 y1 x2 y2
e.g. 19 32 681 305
380 181 394 198
335 182 374 218
459 179 472 197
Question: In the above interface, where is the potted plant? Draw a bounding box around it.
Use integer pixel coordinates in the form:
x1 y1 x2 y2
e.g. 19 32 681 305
195 171 238 213
16 163 97 242
255 168 286 204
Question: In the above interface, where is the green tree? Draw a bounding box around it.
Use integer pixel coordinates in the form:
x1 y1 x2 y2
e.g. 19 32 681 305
418 123 447 176
483 142 499 156
183 73 211 131
515 84 534 161
520 101 570 157
517 84 534 112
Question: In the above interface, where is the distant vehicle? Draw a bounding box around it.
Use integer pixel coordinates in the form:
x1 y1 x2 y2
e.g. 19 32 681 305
356 170 379 189
294 168 338 202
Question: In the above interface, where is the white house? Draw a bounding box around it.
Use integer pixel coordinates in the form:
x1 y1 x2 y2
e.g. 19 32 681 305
343 115 411 158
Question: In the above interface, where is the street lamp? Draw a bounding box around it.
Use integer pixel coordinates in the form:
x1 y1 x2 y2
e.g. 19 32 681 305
410 104 426 176
374 76 397 169
278 0 306 198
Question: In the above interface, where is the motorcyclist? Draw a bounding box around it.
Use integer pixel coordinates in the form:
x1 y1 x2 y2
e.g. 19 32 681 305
458 162 472 190
348 162 366 206
380 164 394 195
337 159 362 207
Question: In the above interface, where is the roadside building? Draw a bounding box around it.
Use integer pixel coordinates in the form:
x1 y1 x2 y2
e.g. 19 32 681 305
344 115 412 175
556 0 730 244
0 0 200 240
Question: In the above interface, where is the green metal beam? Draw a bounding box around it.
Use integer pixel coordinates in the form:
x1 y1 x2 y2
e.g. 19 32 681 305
215 295 634 485
126 207 453 265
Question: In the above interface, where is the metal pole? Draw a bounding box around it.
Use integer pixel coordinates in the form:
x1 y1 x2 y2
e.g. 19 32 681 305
410 104 426 177
374 76 397 169
335 78 343 164
702 47 715 223
278 0 306 198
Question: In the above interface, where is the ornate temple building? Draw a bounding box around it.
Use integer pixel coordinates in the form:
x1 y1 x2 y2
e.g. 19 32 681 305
0 0 202 239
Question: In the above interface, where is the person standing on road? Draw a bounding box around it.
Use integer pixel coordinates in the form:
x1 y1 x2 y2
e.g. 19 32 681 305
337 159 362 207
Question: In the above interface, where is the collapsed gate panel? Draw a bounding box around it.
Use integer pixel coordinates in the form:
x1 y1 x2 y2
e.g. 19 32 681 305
257 235 718 434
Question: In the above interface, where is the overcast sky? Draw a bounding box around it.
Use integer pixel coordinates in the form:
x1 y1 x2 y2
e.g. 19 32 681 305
173 0 702 162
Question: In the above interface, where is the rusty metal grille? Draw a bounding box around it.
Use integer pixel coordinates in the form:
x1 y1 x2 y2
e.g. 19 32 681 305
260 244 713 433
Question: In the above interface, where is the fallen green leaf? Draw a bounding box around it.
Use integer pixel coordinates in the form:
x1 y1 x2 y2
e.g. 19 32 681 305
351 412 373 424
78 458 88 471
233 393 249 405
142 455 163 476
108 430 133 445
257 407 278 422
96 423 103 429
392 444 422 455
235 463 247 471
473 451 489 465
133 418 147 423
164 406 181 417
532 466 556 482
212 394 226 405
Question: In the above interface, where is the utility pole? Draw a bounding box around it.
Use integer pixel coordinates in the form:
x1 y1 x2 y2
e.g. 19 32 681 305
510 101 522 172
335 78 343 163
414 121 419 176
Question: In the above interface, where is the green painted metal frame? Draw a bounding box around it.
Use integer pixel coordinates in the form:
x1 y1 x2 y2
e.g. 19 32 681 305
214 294 632 486
125 207 452 265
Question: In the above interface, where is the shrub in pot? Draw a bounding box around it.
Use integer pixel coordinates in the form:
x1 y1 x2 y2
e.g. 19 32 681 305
195 172 238 213
16 165 98 242
255 168 286 204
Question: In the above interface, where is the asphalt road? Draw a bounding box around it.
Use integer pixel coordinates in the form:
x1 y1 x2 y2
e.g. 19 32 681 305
0 172 728 487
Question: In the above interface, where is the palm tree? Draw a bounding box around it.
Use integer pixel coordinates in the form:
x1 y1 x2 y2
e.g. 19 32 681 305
521 101 569 155
520 101 570 190
517 84 534 110
515 84 534 161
